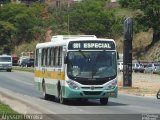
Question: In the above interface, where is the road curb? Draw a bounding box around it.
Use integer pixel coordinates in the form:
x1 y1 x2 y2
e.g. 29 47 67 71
0 87 67 120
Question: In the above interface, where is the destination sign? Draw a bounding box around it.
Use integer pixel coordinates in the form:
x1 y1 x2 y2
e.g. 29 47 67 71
68 41 115 50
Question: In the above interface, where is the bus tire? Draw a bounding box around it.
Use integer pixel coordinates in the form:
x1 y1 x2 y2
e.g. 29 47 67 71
57 81 61 97
157 90 160 99
7 69 11 72
42 81 50 100
77 98 88 102
100 98 108 105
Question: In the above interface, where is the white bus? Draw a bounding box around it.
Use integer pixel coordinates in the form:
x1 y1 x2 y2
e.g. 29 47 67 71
34 35 118 105
0 54 12 72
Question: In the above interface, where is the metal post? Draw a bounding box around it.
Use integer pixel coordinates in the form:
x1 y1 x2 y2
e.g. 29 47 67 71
123 17 133 87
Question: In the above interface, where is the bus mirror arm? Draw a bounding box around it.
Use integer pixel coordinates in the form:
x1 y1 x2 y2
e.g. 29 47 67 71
64 56 68 64
117 52 119 60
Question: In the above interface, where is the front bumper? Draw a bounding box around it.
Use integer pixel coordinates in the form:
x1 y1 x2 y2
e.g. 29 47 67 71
62 86 118 99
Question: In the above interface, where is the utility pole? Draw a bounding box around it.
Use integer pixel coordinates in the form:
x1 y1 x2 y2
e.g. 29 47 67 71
123 17 133 87
67 0 70 35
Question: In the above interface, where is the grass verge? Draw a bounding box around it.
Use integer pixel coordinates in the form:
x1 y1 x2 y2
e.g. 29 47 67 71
13 66 34 73
0 102 17 114
0 102 27 120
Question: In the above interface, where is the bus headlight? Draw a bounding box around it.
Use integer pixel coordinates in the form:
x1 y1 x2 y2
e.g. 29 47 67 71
66 80 80 90
105 80 117 90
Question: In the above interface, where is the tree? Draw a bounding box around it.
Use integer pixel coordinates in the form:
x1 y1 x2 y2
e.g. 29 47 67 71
0 21 16 53
119 0 160 45
0 3 44 52
46 0 122 38
118 0 129 8
67 0 118 37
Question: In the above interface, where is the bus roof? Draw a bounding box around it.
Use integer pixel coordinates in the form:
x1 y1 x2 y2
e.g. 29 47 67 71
36 35 115 49
51 35 97 41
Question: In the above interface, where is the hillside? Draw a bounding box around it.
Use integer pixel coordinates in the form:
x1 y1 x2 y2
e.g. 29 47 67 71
142 40 160 61
14 41 38 57
15 31 160 62
14 6 160 62
116 30 160 61
114 7 160 62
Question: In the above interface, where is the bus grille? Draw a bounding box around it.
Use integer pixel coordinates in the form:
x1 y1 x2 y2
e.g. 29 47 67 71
77 80 107 85
83 91 102 95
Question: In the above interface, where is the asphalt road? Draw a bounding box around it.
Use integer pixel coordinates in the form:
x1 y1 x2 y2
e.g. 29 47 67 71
0 71 159 120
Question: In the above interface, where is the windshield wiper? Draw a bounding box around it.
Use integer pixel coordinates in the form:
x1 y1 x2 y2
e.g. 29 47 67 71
78 50 87 59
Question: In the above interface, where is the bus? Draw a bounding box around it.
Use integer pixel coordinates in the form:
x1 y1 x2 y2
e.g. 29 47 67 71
34 35 118 105
0 54 12 72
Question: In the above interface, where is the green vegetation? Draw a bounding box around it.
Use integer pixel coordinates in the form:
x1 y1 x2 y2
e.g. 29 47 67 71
0 101 27 120
119 0 160 61
0 3 44 54
69 0 118 38
0 102 17 114
0 1 123 55
13 66 34 73
0 0 160 61
119 0 160 45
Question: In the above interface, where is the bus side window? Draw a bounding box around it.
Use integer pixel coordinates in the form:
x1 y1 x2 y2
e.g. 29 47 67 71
49 48 52 66
41 49 44 66
55 47 59 66
46 48 50 66
35 49 38 67
45 48 48 66
53 47 57 66
58 47 62 67
42 48 47 67
51 48 55 67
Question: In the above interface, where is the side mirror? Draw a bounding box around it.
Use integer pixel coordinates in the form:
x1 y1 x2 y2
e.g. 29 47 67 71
64 55 68 64
117 52 119 60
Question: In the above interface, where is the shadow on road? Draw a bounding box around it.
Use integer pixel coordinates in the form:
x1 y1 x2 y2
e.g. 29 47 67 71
66 99 128 106
39 97 128 106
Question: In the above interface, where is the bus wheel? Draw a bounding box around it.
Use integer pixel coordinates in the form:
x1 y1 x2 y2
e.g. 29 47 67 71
83 99 88 102
77 98 88 102
42 82 50 100
157 90 160 99
100 98 108 105
7 69 11 72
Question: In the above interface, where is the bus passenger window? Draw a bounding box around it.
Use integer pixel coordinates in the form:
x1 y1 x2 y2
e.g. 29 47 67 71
41 49 45 66
49 48 52 66
45 48 48 66
54 47 58 66
46 48 50 66
35 49 38 67
53 48 56 66
58 47 62 66
50 48 54 66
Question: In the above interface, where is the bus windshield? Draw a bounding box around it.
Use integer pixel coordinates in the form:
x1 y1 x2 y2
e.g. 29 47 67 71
67 51 117 80
0 57 11 62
